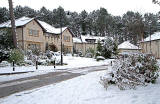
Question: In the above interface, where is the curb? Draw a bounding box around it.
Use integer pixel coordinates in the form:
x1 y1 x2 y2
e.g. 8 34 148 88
0 71 35 76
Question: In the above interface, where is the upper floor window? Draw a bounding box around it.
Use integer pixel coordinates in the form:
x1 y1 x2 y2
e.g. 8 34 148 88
64 36 70 42
28 29 39 37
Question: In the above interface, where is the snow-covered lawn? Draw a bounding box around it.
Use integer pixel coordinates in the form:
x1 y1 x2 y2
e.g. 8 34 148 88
0 56 112 82
0 70 160 104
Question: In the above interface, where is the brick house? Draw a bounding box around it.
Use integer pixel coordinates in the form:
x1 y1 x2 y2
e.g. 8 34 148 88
140 32 160 58
73 35 105 55
0 16 74 53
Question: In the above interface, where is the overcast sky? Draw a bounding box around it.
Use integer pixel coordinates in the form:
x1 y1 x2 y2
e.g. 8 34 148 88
1 0 160 16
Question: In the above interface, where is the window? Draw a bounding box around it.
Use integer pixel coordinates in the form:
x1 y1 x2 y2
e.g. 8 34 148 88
28 29 39 36
64 36 70 42
28 44 40 50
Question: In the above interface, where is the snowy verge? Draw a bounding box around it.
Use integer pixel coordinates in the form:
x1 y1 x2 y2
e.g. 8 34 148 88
0 56 113 82
0 70 160 104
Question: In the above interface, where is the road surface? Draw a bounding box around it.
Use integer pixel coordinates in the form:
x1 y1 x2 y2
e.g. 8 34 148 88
0 65 108 98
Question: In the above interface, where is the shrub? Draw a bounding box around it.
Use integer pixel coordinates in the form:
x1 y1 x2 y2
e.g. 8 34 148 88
96 38 118 59
0 29 14 62
96 56 105 61
100 53 159 90
101 37 118 59
86 48 95 58
8 49 24 64
0 61 10 67
0 49 10 62
85 53 93 58
0 29 14 49
95 40 102 58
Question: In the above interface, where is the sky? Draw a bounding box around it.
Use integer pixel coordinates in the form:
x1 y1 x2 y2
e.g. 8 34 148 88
1 0 160 16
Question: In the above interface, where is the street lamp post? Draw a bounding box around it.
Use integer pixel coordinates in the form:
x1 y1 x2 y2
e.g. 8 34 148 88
149 21 152 53
60 9 63 66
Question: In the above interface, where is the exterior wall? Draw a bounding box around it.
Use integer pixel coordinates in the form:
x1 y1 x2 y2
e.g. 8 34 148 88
23 20 45 52
61 29 73 53
44 33 60 51
141 40 160 58
74 42 97 55
16 27 23 49
74 43 83 53
44 28 73 53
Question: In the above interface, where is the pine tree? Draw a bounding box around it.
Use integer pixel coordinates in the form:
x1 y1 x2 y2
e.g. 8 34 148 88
96 40 102 57
0 7 9 23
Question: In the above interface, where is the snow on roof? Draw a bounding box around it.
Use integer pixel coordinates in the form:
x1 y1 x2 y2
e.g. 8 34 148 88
37 20 67 34
0 16 67 34
143 32 160 42
118 41 140 50
0 16 34 28
81 35 106 43
73 37 82 43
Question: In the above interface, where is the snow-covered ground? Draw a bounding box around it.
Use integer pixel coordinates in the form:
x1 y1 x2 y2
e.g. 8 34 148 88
0 56 112 82
0 70 160 104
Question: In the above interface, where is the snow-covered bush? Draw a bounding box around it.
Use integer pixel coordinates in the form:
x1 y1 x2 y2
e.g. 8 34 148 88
77 51 83 57
100 53 159 90
101 37 118 59
0 49 10 62
46 50 53 59
96 37 118 59
0 61 10 67
8 49 24 64
95 40 102 58
0 29 14 62
85 48 95 58
0 29 14 49
24 59 34 65
96 56 105 61
85 53 93 58
38 59 48 65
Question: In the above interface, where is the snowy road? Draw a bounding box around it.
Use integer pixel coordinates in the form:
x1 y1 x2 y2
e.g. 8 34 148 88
0 65 108 98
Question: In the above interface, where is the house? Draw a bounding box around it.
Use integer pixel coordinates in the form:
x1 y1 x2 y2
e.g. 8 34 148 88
0 16 73 53
73 35 106 55
140 32 160 58
118 41 141 53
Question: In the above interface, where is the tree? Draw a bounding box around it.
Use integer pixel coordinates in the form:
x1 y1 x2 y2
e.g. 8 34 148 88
96 8 109 36
95 40 103 57
0 29 14 49
153 0 160 5
101 37 117 58
0 29 14 62
37 7 52 24
0 7 9 24
14 6 37 18
67 12 80 36
52 6 69 28
8 0 17 48
96 37 118 59
79 10 88 35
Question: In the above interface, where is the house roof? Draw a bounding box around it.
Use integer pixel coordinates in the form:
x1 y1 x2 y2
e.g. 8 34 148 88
118 41 140 50
73 37 82 43
37 20 67 34
143 32 160 42
0 16 69 35
0 16 34 28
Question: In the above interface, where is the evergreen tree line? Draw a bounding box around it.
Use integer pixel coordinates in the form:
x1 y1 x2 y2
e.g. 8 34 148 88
0 5 160 44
